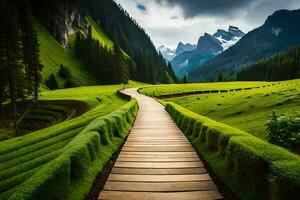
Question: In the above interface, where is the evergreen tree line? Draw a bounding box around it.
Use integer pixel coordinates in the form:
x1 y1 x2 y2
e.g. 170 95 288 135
0 0 43 130
237 45 300 81
74 28 129 84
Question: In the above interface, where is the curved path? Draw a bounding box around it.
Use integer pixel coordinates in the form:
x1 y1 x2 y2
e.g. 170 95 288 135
99 89 222 200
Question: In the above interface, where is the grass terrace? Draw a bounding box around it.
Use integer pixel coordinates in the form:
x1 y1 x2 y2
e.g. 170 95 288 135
0 81 145 199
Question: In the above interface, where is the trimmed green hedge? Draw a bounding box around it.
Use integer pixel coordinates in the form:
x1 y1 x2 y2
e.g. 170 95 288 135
8 99 138 200
165 102 300 200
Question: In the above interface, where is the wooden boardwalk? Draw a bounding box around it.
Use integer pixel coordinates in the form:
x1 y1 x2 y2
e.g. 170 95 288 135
99 89 222 200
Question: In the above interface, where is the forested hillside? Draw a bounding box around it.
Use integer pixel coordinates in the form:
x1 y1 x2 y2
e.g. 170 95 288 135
30 0 177 84
35 19 96 88
237 45 300 81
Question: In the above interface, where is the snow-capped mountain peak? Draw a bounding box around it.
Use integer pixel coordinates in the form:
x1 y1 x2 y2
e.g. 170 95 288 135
157 45 176 61
157 42 196 62
213 26 245 50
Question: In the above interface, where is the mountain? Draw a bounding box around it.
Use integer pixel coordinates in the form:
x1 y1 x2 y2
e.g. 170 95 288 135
157 45 176 61
189 9 300 82
175 42 197 55
237 45 300 81
157 42 196 62
171 26 244 77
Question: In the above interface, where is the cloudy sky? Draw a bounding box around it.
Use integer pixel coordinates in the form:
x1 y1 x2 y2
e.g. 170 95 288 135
115 0 300 49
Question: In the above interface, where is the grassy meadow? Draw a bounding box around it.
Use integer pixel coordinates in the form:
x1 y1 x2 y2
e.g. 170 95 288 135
141 79 300 140
150 80 300 199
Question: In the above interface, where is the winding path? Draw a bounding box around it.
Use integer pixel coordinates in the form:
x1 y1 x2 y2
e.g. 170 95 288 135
99 89 222 200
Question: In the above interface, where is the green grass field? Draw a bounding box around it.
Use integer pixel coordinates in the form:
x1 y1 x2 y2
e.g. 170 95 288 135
154 79 300 140
0 81 146 198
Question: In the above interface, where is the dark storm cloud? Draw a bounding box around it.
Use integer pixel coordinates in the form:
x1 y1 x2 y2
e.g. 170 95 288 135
156 0 300 20
156 0 253 18
137 4 146 11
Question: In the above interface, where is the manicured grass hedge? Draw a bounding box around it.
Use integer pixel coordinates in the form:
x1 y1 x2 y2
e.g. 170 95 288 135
165 102 300 200
139 81 271 97
7 99 138 200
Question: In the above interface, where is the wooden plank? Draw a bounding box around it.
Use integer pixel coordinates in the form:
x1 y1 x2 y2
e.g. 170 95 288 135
104 181 217 192
99 190 223 200
124 144 192 147
122 146 195 152
111 167 207 175
108 174 212 182
117 157 200 162
119 152 199 157
114 162 204 168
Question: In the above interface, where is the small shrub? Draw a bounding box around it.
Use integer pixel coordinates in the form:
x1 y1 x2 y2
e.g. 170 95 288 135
266 111 300 149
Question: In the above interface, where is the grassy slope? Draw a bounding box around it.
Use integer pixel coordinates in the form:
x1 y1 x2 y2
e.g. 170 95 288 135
0 81 147 198
85 16 129 57
85 16 114 48
35 19 96 88
165 79 300 140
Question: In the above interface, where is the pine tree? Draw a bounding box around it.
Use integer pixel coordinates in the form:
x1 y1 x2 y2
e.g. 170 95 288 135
18 0 43 104
1 0 26 131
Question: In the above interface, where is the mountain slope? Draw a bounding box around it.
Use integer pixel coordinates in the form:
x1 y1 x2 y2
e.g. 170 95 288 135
237 45 300 81
31 0 176 84
189 9 300 82
81 0 177 83
171 33 222 77
35 19 96 88
175 42 197 56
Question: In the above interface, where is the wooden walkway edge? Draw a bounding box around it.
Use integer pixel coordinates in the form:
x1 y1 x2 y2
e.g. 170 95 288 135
98 88 223 200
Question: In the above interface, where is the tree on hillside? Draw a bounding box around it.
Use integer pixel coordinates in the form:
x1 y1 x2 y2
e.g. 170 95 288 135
113 44 129 84
45 74 59 90
0 0 26 131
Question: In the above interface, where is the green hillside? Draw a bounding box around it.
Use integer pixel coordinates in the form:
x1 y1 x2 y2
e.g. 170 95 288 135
35 19 97 88
85 16 129 57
